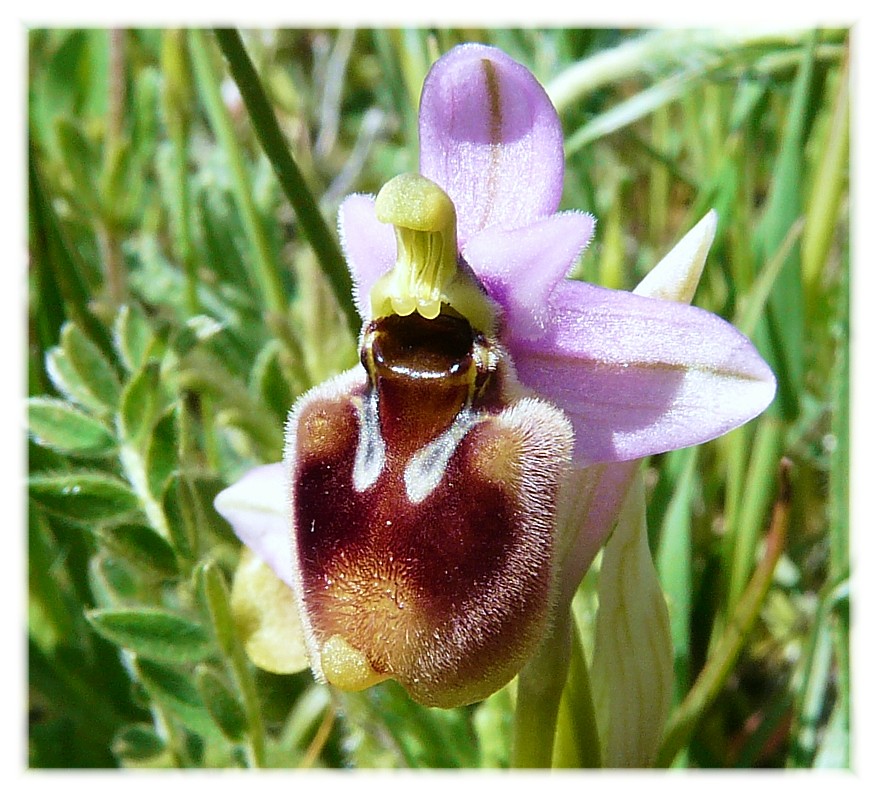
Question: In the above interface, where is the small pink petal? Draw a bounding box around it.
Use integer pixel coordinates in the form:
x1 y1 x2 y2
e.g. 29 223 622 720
338 193 396 319
419 44 564 243
464 211 595 340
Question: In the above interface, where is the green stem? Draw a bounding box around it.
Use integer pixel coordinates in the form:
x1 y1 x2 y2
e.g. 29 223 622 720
212 28 361 338
201 561 267 767
802 45 849 314
553 619 602 768
188 29 288 317
170 124 198 316
511 610 572 768
161 28 199 315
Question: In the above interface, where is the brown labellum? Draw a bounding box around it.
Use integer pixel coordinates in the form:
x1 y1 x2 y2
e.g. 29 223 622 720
284 312 573 707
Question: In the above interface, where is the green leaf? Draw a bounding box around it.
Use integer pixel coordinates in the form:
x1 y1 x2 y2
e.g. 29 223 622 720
274 683 332 755
146 406 179 500
591 471 673 767
192 186 242 287
101 137 141 228
473 684 514 768
161 29 194 141
814 673 849 767
118 362 164 449
54 115 104 215
28 638 119 768
656 449 698 708
45 322 122 414
656 463 792 768
196 665 247 741
28 397 117 457
62 322 122 405
136 660 219 738
188 29 287 316
30 31 107 158
250 340 294 426
162 473 199 561
201 557 269 765
190 474 236 543
131 65 163 164
112 723 167 762
342 680 476 769
754 32 821 420
29 150 117 361
89 553 143 606
29 471 140 522
199 560 236 656
725 417 783 615
97 523 179 578
113 304 157 373
45 348 107 417
212 29 361 335
86 607 214 664
553 620 602 768
28 503 78 646
802 54 849 313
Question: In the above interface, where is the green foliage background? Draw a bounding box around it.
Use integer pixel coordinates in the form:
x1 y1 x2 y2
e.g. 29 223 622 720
27 27 849 768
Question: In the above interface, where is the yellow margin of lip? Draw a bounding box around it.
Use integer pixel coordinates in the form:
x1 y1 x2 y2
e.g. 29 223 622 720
320 634 389 692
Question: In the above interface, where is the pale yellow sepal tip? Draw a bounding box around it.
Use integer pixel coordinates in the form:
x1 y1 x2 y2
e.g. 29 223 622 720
320 634 390 692
230 548 309 675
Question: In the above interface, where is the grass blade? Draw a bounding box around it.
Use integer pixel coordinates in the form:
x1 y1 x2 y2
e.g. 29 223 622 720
212 28 361 336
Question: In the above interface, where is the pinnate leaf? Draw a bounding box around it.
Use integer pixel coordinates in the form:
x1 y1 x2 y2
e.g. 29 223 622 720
118 362 170 449
28 397 116 456
97 522 179 578
113 304 157 373
45 322 122 414
195 665 247 741
112 723 167 762
136 659 218 738
29 471 139 522
86 607 214 663
146 407 179 499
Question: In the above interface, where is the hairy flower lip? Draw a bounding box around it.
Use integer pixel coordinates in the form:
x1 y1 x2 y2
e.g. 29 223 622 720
284 326 574 707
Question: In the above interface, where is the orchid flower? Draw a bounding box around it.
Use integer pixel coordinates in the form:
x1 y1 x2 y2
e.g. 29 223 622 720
215 43 775 711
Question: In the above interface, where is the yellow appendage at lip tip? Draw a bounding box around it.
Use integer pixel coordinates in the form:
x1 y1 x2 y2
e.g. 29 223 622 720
370 173 496 333
320 634 389 692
